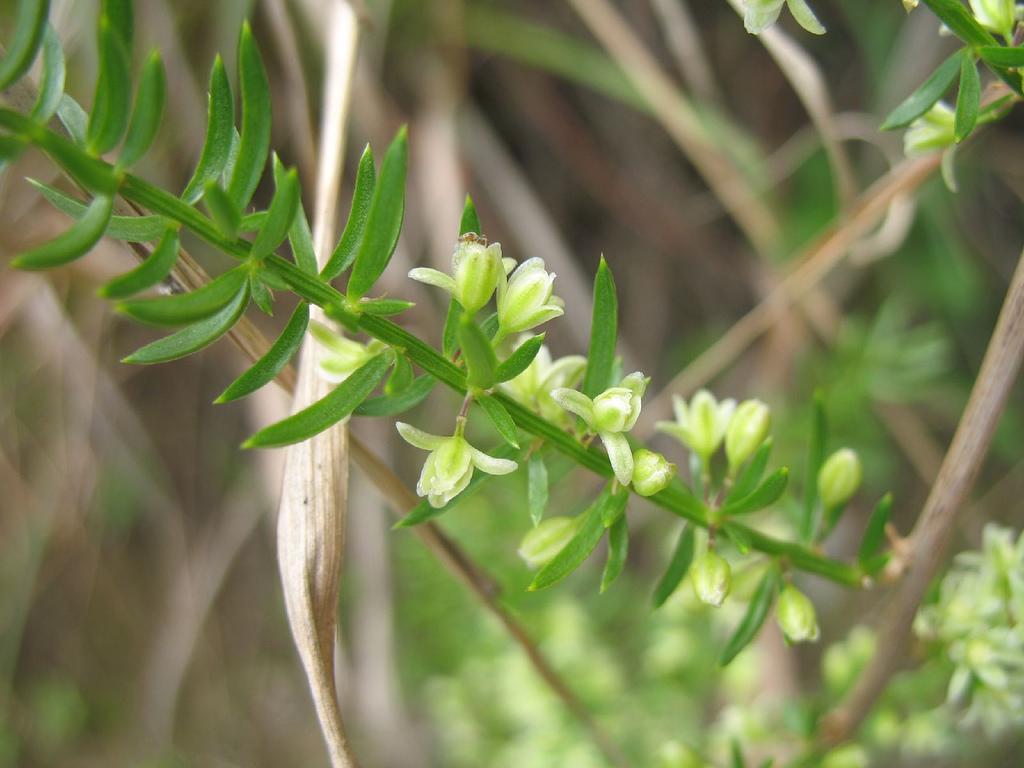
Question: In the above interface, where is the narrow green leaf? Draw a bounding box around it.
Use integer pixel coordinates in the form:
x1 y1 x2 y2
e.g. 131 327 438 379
227 22 271 209
358 297 415 316
652 523 695 608
459 317 497 389
582 256 617 397
203 181 241 240
24 115 117 192
86 16 132 155
858 493 893 569
800 392 827 542
251 164 299 259
527 452 548 526
243 353 390 448
31 25 65 123
99 226 179 298
726 439 772 505
921 0 995 48
385 354 414 396
721 521 752 554
495 334 544 382
954 50 980 143
182 56 234 203
56 94 87 144
0 0 49 91
354 374 435 417
442 299 463 358
102 0 133 49
118 267 247 325
216 301 309 402
12 193 113 270
395 441 520 527
322 144 375 279
123 283 249 364
346 127 407 298
288 203 318 274
476 394 519 448
722 468 788 517
249 274 273 314
28 179 165 241
529 498 606 591
730 740 747 768
459 194 481 236
599 487 628 527
880 50 961 131
720 567 780 666
600 515 629 593
118 50 166 169
977 46 1024 67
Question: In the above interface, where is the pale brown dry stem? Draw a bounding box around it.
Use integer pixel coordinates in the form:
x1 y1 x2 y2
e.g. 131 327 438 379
639 152 943 432
823 248 1024 744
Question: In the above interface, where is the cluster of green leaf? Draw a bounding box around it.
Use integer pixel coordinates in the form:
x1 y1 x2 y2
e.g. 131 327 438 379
0 0 875 602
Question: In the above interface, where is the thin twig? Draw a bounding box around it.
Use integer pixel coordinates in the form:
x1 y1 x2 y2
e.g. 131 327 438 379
638 152 942 432
724 0 856 208
823 247 1024 744
567 0 780 255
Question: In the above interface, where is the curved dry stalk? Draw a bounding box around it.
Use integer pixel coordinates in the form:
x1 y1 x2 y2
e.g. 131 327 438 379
823 247 1024 743
566 0 780 255
638 152 942 432
724 0 857 208
275 2 361 766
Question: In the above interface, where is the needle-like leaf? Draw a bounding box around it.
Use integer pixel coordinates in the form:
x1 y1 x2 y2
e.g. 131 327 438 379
322 144 376 280
216 302 310 402
118 50 166 169
226 22 270 209
99 226 180 298
12 193 113 270
243 353 390 448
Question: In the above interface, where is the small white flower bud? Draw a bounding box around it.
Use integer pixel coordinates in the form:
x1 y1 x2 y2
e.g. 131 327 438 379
818 448 862 509
692 550 731 607
631 449 675 497
517 516 580 569
724 399 771 470
592 387 635 433
496 258 565 335
776 584 820 643
452 237 504 315
904 103 956 157
969 0 1017 37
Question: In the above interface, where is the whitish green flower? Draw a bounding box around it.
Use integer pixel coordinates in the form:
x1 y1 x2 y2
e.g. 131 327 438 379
744 0 826 36
914 524 1024 736
656 390 735 461
724 399 771 471
518 516 581 569
551 372 649 485
818 448 862 509
310 321 386 383
408 234 515 315
396 422 518 508
969 0 1019 37
692 550 731 607
632 449 676 497
496 257 565 337
776 585 820 642
904 103 956 156
500 340 585 424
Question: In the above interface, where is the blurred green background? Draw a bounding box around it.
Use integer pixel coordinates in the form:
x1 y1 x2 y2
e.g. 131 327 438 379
1 0 1023 766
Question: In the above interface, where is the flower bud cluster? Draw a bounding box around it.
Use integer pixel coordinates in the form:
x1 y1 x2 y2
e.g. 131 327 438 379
914 524 1024 735
310 321 386 383
656 391 771 473
551 372 651 486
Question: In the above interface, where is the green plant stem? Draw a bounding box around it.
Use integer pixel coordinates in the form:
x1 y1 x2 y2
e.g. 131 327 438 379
9 119 863 587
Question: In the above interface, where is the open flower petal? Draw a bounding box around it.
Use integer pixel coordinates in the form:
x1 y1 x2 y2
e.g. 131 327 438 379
470 448 519 476
396 421 447 450
600 431 634 486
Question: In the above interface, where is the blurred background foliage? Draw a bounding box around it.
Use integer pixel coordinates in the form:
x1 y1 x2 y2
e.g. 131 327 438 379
1 0 1023 766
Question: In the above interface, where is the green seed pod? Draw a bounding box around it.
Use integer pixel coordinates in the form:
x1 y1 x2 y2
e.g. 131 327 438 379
517 516 580 570
818 448 862 509
691 550 731 607
725 399 771 471
776 584 820 643
631 449 676 497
